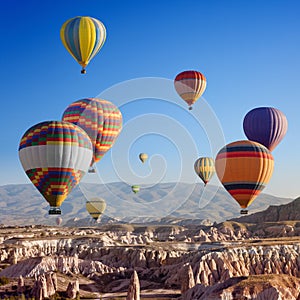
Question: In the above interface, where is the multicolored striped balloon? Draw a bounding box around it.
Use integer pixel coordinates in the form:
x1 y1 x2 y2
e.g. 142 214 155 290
243 107 288 151
60 16 106 74
86 198 106 221
62 98 122 165
194 157 215 185
174 70 207 110
18 121 93 214
215 140 274 211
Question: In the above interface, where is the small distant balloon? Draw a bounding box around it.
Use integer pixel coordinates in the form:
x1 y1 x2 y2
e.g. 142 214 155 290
56 217 62 226
174 70 207 110
139 153 148 163
60 16 106 74
86 198 107 221
243 107 288 151
194 157 215 185
131 185 140 194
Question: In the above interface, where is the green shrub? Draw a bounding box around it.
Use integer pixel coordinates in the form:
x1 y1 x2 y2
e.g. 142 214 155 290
0 276 9 285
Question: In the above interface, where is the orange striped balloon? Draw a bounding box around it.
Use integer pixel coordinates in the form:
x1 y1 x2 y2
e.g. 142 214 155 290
215 140 274 210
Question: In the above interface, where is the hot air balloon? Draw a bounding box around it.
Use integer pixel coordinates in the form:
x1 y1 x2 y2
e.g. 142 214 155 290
194 157 215 185
62 98 122 172
139 153 148 163
131 185 140 194
243 107 288 151
18 121 93 215
60 16 106 74
215 140 274 214
86 198 106 221
174 70 207 110
56 217 63 226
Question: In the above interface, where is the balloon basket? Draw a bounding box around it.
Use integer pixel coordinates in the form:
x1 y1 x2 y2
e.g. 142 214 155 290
49 208 62 215
81 69 86 74
188 106 193 110
88 166 96 173
240 209 248 215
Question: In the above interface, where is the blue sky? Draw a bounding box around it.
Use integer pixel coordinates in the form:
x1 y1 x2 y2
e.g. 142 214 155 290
1 0 300 199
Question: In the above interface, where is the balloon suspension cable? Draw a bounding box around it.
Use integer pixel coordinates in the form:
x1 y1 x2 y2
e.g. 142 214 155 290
81 68 86 74
189 106 193 110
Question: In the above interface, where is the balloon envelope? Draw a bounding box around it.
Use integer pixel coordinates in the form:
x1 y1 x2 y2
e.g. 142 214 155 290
18 121 93 214
131 185 140 194
243 107 288 151
62 98 122 165
194 157 215 185
174 70 206 109
215 140 274 210
86 198 106 221
60 16 106 73
139 153 148 163
56 217 63 226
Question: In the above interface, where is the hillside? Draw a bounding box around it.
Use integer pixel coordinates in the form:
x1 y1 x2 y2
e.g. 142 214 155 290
232 197 300 223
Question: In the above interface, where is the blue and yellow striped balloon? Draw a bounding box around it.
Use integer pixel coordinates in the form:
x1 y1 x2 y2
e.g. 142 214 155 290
60 16 106 74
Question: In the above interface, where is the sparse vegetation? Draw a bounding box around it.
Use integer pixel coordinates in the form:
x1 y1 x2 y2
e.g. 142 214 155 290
0 276 9 286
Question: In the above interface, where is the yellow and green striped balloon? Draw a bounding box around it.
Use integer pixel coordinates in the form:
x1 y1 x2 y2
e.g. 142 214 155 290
86 198 106 221
194 157 215 185
131 185 140 194
60 16 106 74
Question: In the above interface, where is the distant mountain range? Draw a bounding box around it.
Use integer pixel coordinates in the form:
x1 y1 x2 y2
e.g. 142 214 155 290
0 182 293 226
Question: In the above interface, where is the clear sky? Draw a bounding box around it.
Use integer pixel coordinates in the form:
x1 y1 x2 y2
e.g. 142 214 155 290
1 0 299 199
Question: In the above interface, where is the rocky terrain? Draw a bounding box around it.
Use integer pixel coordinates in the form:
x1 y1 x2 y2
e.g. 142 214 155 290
0 199 300 299
0 195 299 298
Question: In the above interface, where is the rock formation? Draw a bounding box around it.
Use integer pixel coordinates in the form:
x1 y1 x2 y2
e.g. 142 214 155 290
1 196 300 298
66 279 79 299
126 270 140 300
17 275 24 293
179 263 195 294
182 274 300 299
31 272 56 300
